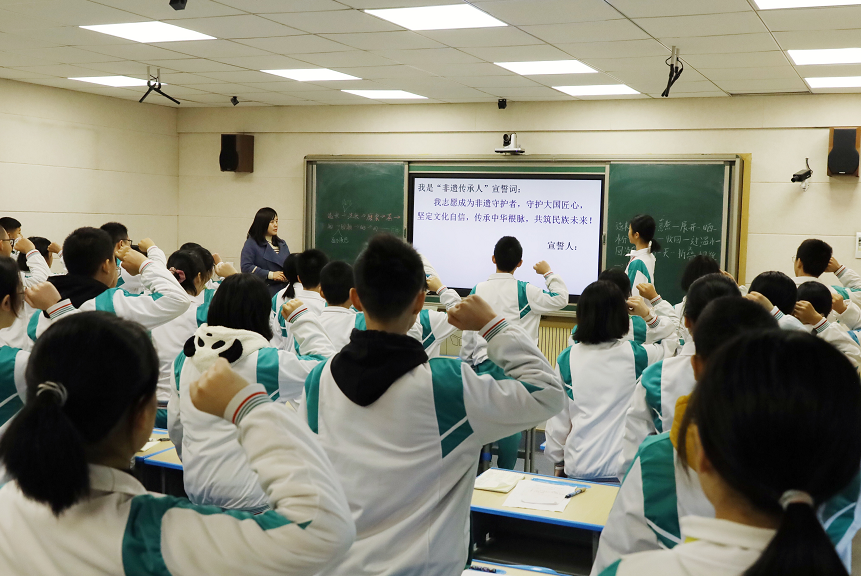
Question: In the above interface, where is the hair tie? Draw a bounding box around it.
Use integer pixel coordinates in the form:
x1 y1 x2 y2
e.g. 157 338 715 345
169 267 186 283
36 382 68 406
779 489 814 510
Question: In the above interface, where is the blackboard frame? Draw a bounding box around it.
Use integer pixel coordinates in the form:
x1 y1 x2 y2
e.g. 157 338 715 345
407 172 606 302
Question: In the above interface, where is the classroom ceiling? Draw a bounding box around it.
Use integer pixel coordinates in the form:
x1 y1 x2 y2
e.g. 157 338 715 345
1 0 860 106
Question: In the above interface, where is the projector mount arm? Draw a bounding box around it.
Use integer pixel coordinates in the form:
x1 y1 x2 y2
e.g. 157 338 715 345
140 67 180 105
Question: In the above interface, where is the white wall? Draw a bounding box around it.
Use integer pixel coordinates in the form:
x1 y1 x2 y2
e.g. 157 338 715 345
0 78 178 260
177 93 861 284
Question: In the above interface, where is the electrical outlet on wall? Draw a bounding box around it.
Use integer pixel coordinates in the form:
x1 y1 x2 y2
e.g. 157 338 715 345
856 233 861 259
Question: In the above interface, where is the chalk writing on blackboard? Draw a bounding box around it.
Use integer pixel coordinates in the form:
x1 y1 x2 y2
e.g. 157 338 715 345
611 219 720 262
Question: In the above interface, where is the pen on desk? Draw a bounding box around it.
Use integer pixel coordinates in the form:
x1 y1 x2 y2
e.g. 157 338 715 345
468 567 497 573
148 437 170 443
564 487 587 499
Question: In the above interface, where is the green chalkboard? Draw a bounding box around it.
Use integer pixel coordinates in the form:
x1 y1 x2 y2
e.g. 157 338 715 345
605 163 728 305
313 162 406 263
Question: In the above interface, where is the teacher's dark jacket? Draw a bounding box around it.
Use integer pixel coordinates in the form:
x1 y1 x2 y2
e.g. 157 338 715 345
240 237 290 296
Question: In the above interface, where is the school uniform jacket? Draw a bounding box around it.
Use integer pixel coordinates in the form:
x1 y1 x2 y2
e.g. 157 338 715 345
27 259 191 342
625 247 656 298
461 271 569 365
115 246 167 294
168 309 335 512
18 249 50 289
301 317 565 576
793 275 861 330
0 389 355 576
294 288 326 316
545 338 664 481
271 283 304 352
319 306 357 351
151 288 216 405
619 341 696 475
421 286 462 359
0 344 27 432
591 431 861 575
319 308 445 357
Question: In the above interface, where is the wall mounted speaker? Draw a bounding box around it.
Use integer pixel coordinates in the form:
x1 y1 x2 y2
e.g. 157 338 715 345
828 128 860 176
219 134 254 173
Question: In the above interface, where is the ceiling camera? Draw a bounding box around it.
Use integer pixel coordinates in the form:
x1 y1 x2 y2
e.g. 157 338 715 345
498 98 507 110
231 96 239 106
169 0 187 10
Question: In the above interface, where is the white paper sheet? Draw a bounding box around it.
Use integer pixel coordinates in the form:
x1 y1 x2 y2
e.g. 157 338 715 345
474 469 526 493
503 479 586 512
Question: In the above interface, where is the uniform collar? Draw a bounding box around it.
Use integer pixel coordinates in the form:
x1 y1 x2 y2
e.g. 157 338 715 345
488 272 515 280
88 464 148 497
793 275 818 286
295 288 324 301
322 306 354 315
627 247 652 258
680 340 696 356
680 516 775 552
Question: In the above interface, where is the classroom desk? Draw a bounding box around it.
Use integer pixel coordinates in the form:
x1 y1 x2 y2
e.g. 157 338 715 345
146 447 182 470
134 429 184 495
135 428 173 461
465 560 560 575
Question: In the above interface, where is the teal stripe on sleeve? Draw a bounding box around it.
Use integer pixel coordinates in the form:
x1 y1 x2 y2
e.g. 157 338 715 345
821 471 861 549
556 346 573 399
469 285 477 296
631 316 647 344
627 259 651 288
598 559 622 576
172 353 186 392
27 311 40 342
304 361 325 434
430 358 474 457
419 309 435 349
629 340 649 380
122 494 291 576
474 359 539 395
0 347 23 426
516 281 531 318
640 361 664 433
833 285 850 300
639 433 681 549
94 288 119 315
256 348 280 399
196 289 215 327
354 313 367 331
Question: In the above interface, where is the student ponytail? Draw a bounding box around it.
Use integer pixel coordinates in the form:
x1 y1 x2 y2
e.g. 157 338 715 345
167 250 205 295
180 242 215 283
0 312 158 516
0 256 23 316
629 214 661 253
678 331 861 576
283 253 299 299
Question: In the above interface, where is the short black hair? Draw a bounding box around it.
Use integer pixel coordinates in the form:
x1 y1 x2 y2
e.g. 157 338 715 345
282 253 300 298
693 297 778 361
247 207 282 247
684 273 740 323
599 267 632 298
99 222 129 246
0 256 23 316
297 249 329 289
320 261 354 305
575 281 629 344
354 233 425 321
0 217 21 233
796 239 832 277
494 236 523 273
206 274 273 340
797 282 833 318
681 254 720 293
17 237 50 273
63 227 114 277
179 242 215 273
750 271 797 315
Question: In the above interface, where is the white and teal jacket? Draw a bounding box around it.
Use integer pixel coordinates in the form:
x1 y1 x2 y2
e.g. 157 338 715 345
619 341 696 475
319 306 357 351
461 271 569 365
0 387 355 576
545 338 665 480
27 260 191 342
168 308 335 512
625 247 656 298
300 318 565 576
0 343 27 433
420 286 462 359
114 245 167 294
151 288 217 405
19 249 50 289
591 432 861 575
793 275 861 330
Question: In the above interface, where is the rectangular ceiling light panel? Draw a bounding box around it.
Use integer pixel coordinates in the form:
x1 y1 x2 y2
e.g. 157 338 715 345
80 22 215 43
553 84 639 96
365 5 506 31
789 48 861 65
69 76 149 87
755 0 861 8
262 69 360 81
495 60 596 75
342 90 427 99
806 76 861 87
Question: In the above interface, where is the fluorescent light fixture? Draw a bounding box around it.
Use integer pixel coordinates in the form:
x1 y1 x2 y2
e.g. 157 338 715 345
342 90 427 99
495 60 596 75
69 76 149 87
806 76 861 88
553 84 639 96
80 22 215 43
261 69 360 81
789 48 861 65
365 5 506 31
754 0 861 8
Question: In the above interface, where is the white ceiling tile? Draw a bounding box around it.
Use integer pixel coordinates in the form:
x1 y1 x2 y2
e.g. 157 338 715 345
404 85 493 99
521 20 650 44
216 0 350 13
1 0 146 26
241 80 334 92
698 66 801 80
634 12 768 38
446 75 541 88
144 58 245 72
482 85 575 98
773 30 861 50
294 50 399 67
418 27 545 48
320 31 445 51
0 31 62 50
473 0 623 25
82 43 191 61
796 63 861 76
458 44 574 62
293 89 378 103
98 0 244 19
236 92 313 104
605 0 753 17
306 79 392 89
411 61 518 76
336 0 461 8
184 92 249 103
235 35 353 54
556 39 670 59
155 84 211 96
152 40 274 59
197 82 273 94
10 46 123 64
715 77 810 92
0 8 67 31
267 10 402 33
208 54 311 69
50 60 149 74
146 72 219 84
8 63 113 77
758 6 861 32
625 77 719 93
646 91 729 98
6 25 136 47
0 51 55 67
0 67 54 79
332 64 435 78
175 15 306 39
682 51 790 68
196 70 285 83
659 33 780 54
371 48 482 65
527 72 619 86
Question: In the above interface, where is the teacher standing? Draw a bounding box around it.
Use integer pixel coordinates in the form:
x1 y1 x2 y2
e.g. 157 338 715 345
240 207 290 296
